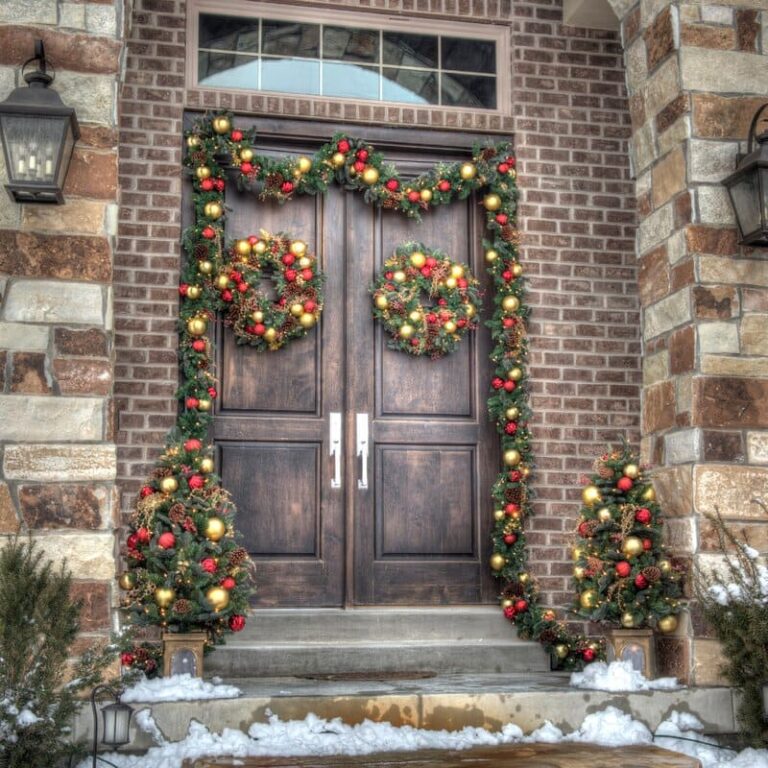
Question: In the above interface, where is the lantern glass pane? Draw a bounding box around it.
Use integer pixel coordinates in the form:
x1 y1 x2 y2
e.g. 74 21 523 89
170 648 198 676
619 642 646 674
55 120 76 189
100 702 132 746
0 114 66 184
729 170 761 241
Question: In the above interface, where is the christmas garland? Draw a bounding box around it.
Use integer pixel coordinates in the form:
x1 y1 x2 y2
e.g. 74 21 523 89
370 242 482 358
121 112 602 669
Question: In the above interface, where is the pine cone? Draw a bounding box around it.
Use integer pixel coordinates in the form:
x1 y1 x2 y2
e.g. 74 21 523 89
587 556 604 573
502 582 526 598
505 486 523 504
173 599 192 614
641 566 662 584
168 503 185 524
501 225 519 245
194 243 210 260
229 547 248 566
480 147 498 162
593 458 614 479
382 197 399 209
539 628 558 645
583 520 600 538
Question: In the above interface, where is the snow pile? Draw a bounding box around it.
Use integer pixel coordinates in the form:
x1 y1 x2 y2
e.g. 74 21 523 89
120 674 241 703
569 660 679 692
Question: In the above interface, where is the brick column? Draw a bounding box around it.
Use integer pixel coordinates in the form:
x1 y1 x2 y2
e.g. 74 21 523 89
609 0 768 683
0 2 122 641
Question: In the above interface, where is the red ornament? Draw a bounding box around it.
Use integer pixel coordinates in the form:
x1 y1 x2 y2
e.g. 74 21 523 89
158 532 175 549
337 139 351 153
220 577 236 589
385 179 399 191
127 534 139 549
253 324 266 336
505 422 518 434
407 190 420 203
457 278 468 288
491 377 504 389
140 486 153 498
185 397 199 409
504 534 517 545
503 605 516 620
615 561 631 578
179 283 189 296
137 527 151 544
420 266 432 278
617 477 633 492
304 300 317 313
301 268 313 281
497 162 509 174
642 538 653 551
505 503 519 516
426 257 437 268
184 438 202 451
188 474 205 489
582 648 596 662
201 558 217 573
503 380 516 392
201 226 215 239
496 213 508 225
514 599 528 613
240 161 253 174
229 615 246 632
509 470 522 482
247 235 259 245
208 387 217 398
285 269 297 282
502 270 513 282
230 130 243 141
507 157 516 167
438 179 451 192
353 160 366 173
238 282 248 293
120 652 135 666
281 181 294 194
578 521 591 537
457 318 467 328
634 574 648 589
214 178 225 192
221 290 233 302
192 340 206 352
503 318 514 328
411 339 420 347
200 178 214 191
282 253 295 266
356 149 369 161
635 507 652 524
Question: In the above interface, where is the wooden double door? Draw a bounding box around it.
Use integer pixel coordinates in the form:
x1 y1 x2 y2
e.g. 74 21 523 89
210 118 499 607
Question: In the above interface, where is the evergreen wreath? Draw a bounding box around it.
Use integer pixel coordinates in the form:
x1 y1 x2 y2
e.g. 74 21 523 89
370 242 482 358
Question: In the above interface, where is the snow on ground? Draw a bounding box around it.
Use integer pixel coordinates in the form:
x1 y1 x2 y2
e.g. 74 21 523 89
569 660 680 692
121 673 241 703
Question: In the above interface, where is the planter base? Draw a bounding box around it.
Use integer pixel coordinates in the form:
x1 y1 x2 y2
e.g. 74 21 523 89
606 628 656 679
162 631 207 678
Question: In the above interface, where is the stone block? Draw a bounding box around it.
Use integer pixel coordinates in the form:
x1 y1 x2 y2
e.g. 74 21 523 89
701 355 768 377
701 6 733 24
625 37 648 94
10 351 51 395
677 372 693 414
638 244 670 306
631 120 656 175
680 22 736 49
681 47 768 95
658 115 691 159
0 230 112 282
652 464 693 517
667 228 688 264
693 285 738 319
53 358 112 396
4 444 117 481
686 227 739 257
652 146 685 209
695 376 768 428
3 281 105 325
643 350 670 386
55 328 109 357
741 314 768 355
664 518 695 552
19 484 106 529
747 431 768 463
744 286 768 311
54 71 117 126
689 139 739 183
692 93 767 139
0 395 103 441
0 482 19 535
22 200 107 235
692 638 728 686
0 0 56 24
35 532 116 580
70 581 110 632
656 93 689 135
86 4 118 37
669 324 695 374
64 150 118 200
0 350 4 389
698 321 739 354
644 288 692 340
0 150 19 229
736 9 759 52
59 3 86 30
695 186 735 226
645 7 676 70
700 517 768 554
643 379 676 433
703 430 744 462
665 428 701 464
0 322 49 351
644 56 681 117
656 636 690 684
637 201 673 254
694 464 768 517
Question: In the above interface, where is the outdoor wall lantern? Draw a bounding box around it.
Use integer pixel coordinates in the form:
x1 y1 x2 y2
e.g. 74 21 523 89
762 680 768 722
724 103 768 247
90 684 134 768
0 39 79 204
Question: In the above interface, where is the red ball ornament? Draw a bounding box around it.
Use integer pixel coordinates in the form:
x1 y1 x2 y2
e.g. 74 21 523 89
635 507 652 524
201 227 215 239
438 179 451 192
615 561 631 578
420 266 432 278
200 178 214 191
502 270 513 282
492 377 504 389
201 558 217 573
120 652 135 666
353 160 366 173
642 538 653 551
507 156 516 167
617 476 633 492
282 253 295 266
240 161 253 174
137 527 151 544
356 149 369 161
503 380 516 392
188 474 205 489
221 289 233 302
426 257 437 268
304 300 317 313
505 422 518 434
337 139 351 153
504 533 517 545
185 397 199 409
514 599 528 613
497 162 509 174
509 470 522 482
253 324 266 336
192 339 206 352
503 605 516 620
179 283 189 296
407 190 420 203
237 282 248 293
285 269 297 282
503 318 514 328
214 178 225 192
582 648 596 662
281 181 294 194
208 387 217 399
301 268 313 281
230 130 243 141
496 213 508 225
158 532 175 549
229 615 246 632
385 179 399 191
505 503 519 516
578 521 592 537
127 533 139 549
184 438 202 451
457 278 468 288
220 577 236 590
140 486 153 498
634 574 648 589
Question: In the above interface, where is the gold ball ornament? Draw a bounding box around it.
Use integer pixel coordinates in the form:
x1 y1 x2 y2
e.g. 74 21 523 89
445 277 458 289
573 565 586 580
623 463 640 479
621 611 636 628
186 135 201 148
507 367 523 382
490 553 507 572
657 615 678 634
399 324 414 339
483 193 502 211
658 559 672 575
290 240 307 257
518 572 530 584
186 285 202 300
597 507 613 522
297 156 313 173
572 546 584 561
581 485 601 506
187 317 208 336
485 249 499 263
375 295 388 310
239 148 254 162
410 251 426 268
501 598 514 609
212 116 231 134
362 167 380 185
393 270 407 283
264 328 277 343
195 166 211 180
505 407 520 421
501 295 520 313
215 274 230 290
419 188 433 202
493 509 505 521
332 152 346 168
450 264 465 279
512 263 523 277
205 516 226 542
642 486 656 502
290 302 304 317
159 476 178 494
579 589 598 610
622 536 644 557
253 240 267 255
444 320 457 334
251 310 264 323
465 304 476 318
198 260 213 275
200 457 215 474
197 398 212 412
504 449 522 466
554 644 569 660
408 310 422 323
206 586 230 612
154 587 176 608
459 162 477 180
298 256 312 269
235 239 251 257
204 202 223 220
118 572 136 590
521 466 532 479
299 313 316 329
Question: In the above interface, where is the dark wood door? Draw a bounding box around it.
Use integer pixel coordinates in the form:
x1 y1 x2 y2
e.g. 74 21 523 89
209 118 499 607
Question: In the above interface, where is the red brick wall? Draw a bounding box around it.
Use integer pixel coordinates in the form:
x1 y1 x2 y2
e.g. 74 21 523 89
115 0 639 609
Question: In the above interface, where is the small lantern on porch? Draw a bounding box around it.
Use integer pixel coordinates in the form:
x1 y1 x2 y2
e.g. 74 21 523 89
90 684 134 768
606 627 656 679
0 39 79 204
162 631 207 677
724 103 768 247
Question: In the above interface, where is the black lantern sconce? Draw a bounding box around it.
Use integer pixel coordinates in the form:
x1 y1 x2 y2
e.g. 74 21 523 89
724 103 768 247
0 39 80 204
90 684 134 767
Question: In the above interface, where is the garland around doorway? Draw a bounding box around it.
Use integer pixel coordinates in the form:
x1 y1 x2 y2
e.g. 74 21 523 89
120 112 603 670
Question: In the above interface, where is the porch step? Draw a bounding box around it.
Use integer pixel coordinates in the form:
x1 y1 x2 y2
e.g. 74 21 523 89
205 608 551 677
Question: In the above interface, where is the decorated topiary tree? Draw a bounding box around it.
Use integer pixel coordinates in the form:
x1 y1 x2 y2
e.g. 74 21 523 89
572 444 684 632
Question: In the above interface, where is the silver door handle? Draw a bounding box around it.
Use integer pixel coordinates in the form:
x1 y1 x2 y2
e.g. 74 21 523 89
356 413 369 490
330 412 342 489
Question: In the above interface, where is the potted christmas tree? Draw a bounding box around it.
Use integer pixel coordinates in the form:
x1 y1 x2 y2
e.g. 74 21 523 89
572 444 684 677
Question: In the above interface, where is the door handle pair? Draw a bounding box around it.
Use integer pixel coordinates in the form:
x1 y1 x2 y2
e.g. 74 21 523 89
329 412 368 490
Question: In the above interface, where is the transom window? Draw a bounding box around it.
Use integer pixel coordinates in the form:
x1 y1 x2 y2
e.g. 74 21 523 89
190 2 507 111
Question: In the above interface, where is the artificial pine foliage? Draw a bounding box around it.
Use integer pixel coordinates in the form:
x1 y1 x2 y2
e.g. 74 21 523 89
695 509 768 747
0 539 116 768
572 444 684 630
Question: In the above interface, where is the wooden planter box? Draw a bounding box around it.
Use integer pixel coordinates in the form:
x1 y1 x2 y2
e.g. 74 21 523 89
606 628 656 679
162 631 206 678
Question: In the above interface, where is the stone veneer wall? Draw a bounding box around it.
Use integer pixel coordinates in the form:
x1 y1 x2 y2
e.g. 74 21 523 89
609 0 768 683
115 0 639 617
0 1 122 645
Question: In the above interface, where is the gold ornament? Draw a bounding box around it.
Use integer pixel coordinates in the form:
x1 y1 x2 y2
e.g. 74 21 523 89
410 251 426 268
375 295 388 310
200 457 215 473
195 166 211 180
597 507 612 522
235 239 251 257
512 263 523 277
581 485 601 506
187 317 208 336
572 546 584 561
186 135 201 148
459 162 477 180
521 466 531 478
642 486 656 502
160 476 178 494
399 324 414 339
251 310 264 323
215 274 230 290
197 398 212 412
445 277 457 289
186 285 202 300
622 536 644 557
501 598 514 609
493 509 505 521
485 249 499 263
507 367 523 382
419 188 433 202
408 310 422 323
290 302 304 317
466 304 476 318
154 587 175 608
621 611 635 628
579 589 597 609
518 572 530 584
504 449 521 466
263 328 277 342
118 572 136 590
212 116 231 134
204 201 223 220
299 313 316 329
297 156 313 173
240 148 254 162
490 553 506 571
362 167 380 185
298 257 312 269
253 240 267 255
554 644 569 660
206 586 230 611
205 516 226 542
573 565 586 580
483 193 502 211
393 270 407 283
198 260 213 275
657 615 678 634
658 559 672 575
623 463 640 479
450 264 465 279
332 152 346 167
444 320 457 334
505 407 520 420
290 240 307 257
501 295 520 313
